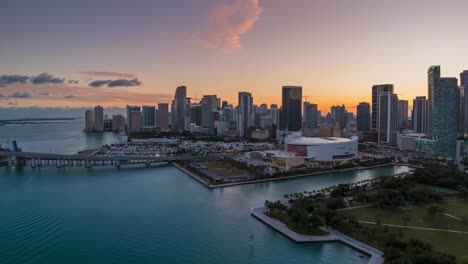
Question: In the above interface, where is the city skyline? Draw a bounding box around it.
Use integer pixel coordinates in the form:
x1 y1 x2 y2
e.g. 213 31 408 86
2 0 468 113
3 2 468 263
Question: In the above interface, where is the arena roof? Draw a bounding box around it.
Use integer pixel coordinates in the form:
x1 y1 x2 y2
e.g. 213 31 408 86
285 136 358 145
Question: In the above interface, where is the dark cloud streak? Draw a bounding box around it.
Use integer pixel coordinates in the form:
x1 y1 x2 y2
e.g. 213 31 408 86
0 75 30 87
11 92 32 98
30 73 65 85
108 79 141 87
89 80 111 87
89 78 142 88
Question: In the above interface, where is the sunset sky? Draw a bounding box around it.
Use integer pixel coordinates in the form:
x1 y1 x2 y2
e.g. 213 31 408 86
1 0 468 114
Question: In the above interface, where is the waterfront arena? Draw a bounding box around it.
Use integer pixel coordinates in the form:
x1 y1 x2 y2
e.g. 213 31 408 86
285 136 358 161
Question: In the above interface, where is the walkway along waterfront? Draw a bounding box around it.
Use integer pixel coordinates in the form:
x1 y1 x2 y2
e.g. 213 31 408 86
251 207 384 264
173 161 410 189
358 221 468 234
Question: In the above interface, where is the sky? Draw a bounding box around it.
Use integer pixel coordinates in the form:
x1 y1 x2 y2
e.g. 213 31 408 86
1 0 468 116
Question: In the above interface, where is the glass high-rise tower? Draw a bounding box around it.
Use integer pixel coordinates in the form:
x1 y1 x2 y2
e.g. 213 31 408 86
371 84 394 131
412 96 428 133
427 66 440 136
427 66 459 158
303 102 318 129
171 86 187 132
377 92 398 145
142 106 156 129
279 86 302 132
237 92 253 137
357 102 371 132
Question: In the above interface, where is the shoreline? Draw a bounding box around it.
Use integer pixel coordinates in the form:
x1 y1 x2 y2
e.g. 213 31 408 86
251 207 384 264
172 162 407 189
171 162 212 187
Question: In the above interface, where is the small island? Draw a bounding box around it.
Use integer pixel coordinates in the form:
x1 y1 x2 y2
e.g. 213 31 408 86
256 165 468 264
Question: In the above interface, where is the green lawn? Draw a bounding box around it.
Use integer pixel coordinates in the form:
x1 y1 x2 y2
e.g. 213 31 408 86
200 160 247 177
360 224 468 262
264 211 329 236
340 200 468 232
443 199 468 217
340 200 468 261
419 184 460 195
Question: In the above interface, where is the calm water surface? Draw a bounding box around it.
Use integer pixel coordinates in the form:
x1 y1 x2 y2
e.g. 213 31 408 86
0 120 120 154
0 120 410 263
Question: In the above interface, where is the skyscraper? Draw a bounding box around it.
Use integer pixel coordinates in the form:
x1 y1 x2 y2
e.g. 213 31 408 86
397 100 409 130
157 103 169 131
412 96 428 133
185 98 191 131
427 66 440 136
303 102 318 129
142 106 156 129
190 104 202 126
130 110 142 132
331 105 347 129
270 104 279 125
427 66 459 158
460 70 468 138
112 114 125 132
237 92 253 137
222 106 236 123
126 105 141 130
201 95 218 133
461 88 468 138
94 105 104 132
85 109 94 131
171 86 187 132
378 92 398 145
372 84 394 131
356 102 371 132
461 70 468 87
279 86 302 131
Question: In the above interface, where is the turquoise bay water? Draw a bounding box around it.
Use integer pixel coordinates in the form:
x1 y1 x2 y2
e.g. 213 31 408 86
0 121 410 263
0 120 119 154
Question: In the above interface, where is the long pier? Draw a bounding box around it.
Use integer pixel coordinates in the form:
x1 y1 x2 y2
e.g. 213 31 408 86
0 151 226 168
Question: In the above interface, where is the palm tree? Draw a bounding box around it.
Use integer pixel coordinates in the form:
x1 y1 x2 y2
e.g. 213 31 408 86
402 214 411 228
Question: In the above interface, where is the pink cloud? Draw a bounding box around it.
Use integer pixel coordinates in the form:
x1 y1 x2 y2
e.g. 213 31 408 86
200 0 262 52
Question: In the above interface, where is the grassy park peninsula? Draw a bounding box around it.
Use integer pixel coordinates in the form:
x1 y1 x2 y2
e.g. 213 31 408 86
262 165 468 264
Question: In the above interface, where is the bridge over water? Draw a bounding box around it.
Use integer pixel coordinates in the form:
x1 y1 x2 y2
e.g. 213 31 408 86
0 151 227 168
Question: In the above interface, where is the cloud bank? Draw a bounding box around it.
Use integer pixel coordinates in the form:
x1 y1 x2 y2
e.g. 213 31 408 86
89 79 142 88
0 73 70 88
200 0 262 52
0 75 30 87
30 73 65 85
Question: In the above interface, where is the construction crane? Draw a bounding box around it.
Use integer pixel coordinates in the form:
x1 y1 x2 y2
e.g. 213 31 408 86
190 91 201 103
302 95 318 102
